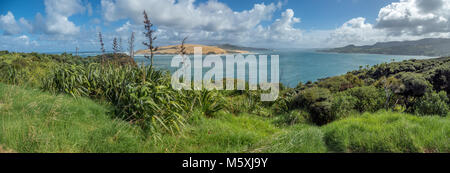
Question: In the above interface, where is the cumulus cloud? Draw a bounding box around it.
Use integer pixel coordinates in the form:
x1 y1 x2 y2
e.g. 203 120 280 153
102 0 278 32
0 11 22 35
116 21 131 32
0 34 39 51
104 0 307 47
6 0 450 51
33 0 85 35
0 11 33 36
17 35 39 46
326 17 386 46
376 0 450 35
320 0 450 47
266 9 302 41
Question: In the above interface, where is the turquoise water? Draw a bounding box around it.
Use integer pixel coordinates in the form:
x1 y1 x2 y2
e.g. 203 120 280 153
83 50 432 88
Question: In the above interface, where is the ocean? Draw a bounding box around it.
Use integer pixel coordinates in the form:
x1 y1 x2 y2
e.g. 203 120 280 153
78 49 432 88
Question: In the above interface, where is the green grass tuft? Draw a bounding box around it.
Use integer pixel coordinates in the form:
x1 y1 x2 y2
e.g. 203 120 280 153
265 124 328 153
147 111 281 153
323 111 449 153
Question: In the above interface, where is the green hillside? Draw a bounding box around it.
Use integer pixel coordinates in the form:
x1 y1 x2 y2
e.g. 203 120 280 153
323 38 450 56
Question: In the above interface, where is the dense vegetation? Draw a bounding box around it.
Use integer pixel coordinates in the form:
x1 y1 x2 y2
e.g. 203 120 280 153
0 51 448 153
323 38 450 56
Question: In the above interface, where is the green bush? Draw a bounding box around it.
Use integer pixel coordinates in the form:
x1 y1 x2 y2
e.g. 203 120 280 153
331 93 358 119
272 88 297 114
42 63 229 133
195 89 225 117
317 73 363 92
308 101 333 125
292 87 331 107
292 87 334 125
0 50 9 56
225 92 264 116
273 110 309 126
396 72 432 97
412 91 449 117
344 86 385 112
426 63 450 92
42 63 191 133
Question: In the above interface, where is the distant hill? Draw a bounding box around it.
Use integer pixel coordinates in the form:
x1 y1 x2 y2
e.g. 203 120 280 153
322 38 450 56
215 44 272 52
136 44 257 55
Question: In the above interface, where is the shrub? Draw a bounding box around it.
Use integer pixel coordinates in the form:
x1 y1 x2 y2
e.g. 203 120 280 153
0 63 28 85
273 110 309 126
195 89 225 117
344 86 385 112
426 63 450 92
42 63 194 133
292 87 334 125
272 88 297 114
412 91 449 117
292 87 332 107
225 91 264 116
308 101 333 125
0 50 9 56
331 93 358 119
396 72 432 97
317 73 363 93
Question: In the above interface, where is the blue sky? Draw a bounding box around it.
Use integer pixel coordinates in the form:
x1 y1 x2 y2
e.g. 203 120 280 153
1 0 449 52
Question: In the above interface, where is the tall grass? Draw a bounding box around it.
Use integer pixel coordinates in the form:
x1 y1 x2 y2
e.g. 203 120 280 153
152 111 281 153
41 63 226 133
0 83 280 153
265 124 327 153
323 111 450 153
0 83 145 153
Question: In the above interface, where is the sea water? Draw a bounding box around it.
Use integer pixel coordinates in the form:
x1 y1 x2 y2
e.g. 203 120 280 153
81 49 432 88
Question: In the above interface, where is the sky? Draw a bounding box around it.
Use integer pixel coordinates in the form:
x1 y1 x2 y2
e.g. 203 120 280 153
1 0 450 52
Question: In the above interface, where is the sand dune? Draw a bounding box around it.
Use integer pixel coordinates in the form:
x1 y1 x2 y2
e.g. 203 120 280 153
136 44 250 55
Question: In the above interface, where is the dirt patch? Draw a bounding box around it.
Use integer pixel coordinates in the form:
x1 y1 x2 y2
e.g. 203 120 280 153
0 145 15 153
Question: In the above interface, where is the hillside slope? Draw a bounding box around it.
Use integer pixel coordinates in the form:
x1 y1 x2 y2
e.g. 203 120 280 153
323 38 450 56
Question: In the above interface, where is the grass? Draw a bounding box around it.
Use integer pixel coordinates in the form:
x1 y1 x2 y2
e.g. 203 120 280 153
323 111 450 153
140 111 281 153
0 83 280 153
0 145 15 153
0 83 145 153
265 124 328 153
0 83 448 153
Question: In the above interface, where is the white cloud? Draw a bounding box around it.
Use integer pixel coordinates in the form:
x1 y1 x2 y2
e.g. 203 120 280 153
102 0 309 47
0 11 22 35
0 11 33 36
33 0 85 35
102 0 278 32
0 34 39 51
5 0 450 52
325 17 386 47
19 17 33 33
17 35 37 46
116 21 131 32
318 0 450 48
376 0 450 35
266 9 302 41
